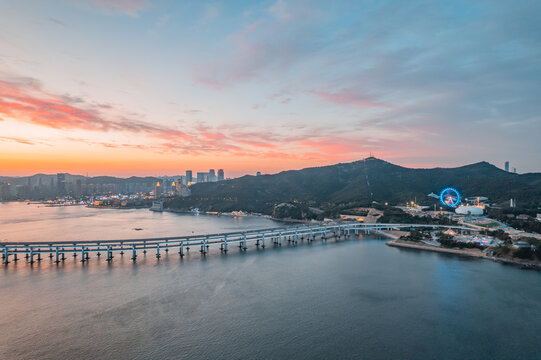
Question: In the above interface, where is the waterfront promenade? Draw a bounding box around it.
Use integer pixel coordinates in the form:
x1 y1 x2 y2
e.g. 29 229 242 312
1 223 475 266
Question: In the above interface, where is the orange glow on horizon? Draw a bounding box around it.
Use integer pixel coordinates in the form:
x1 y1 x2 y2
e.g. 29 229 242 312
0 150 465 178
0 150 343 177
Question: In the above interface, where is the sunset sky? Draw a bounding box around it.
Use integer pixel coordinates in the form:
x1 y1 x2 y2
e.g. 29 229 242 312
1 0 540 177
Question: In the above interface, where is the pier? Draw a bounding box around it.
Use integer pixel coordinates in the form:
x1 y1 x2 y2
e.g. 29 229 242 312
1 223 476 266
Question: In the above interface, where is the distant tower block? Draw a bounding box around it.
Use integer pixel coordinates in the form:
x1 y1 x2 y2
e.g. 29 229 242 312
217 169 224 181
505 161 509 172
154 181 162 198
185 170 192 184
256 171 261 176
513 168 517 173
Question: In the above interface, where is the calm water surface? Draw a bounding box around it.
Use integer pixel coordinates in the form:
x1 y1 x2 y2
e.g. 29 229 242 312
1 202 540 359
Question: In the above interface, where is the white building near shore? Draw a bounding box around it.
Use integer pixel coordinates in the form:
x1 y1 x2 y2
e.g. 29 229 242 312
455 205 483 216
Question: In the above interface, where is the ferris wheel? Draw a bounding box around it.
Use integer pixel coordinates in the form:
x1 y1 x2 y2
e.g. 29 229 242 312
439 187 461 208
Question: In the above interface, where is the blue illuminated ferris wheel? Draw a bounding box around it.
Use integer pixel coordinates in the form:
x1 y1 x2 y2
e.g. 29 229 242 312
440 187 461 208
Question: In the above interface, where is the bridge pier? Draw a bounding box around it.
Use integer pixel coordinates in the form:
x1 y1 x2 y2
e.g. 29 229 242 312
201 237 207 255
180 242 185 257
107 246 112 262
261 234 265 248
156 244 161 259
132 244 137 261
223 236 228 252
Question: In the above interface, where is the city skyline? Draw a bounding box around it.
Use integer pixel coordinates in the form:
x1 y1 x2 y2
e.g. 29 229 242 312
1 0 541 176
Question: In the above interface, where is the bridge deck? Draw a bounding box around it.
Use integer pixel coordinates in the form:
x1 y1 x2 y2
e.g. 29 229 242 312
1 223 476 265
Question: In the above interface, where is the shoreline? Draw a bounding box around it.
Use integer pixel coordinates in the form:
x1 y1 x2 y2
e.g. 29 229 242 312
386 239 541 270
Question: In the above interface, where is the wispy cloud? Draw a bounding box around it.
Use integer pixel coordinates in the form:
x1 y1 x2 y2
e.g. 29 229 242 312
312 89 388 108
0 136 35 145
194 2 327 88
0 74 376 161
47 17 67 26
0 76 189 140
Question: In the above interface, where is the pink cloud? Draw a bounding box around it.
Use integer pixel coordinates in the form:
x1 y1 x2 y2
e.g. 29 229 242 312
0 78 190 141
1 75 427 165
236 139 278 149
280 98 291 104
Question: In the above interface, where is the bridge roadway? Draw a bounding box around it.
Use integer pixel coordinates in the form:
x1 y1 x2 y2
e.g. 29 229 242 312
1 223 476 265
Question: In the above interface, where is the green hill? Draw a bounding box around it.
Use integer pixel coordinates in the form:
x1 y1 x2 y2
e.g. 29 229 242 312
167 157 541 215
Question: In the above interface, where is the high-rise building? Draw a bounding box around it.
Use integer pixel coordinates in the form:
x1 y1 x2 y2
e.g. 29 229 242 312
186 170 192 184
75 179 82 198
256 171 261 176
154 181 162 198
197 172 207 183
513 168 517 173
217 169 224 181
57 173 66 196
208 169 216 182
505 161 509 172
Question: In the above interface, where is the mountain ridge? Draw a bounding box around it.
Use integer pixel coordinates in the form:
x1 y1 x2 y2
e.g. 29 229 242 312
169 157 540 214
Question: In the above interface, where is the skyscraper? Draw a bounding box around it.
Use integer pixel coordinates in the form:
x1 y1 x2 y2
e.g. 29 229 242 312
197 172 207 183
217 169 224 181
505 161 509 172
185 170 192 184
209 169 216 182
57 173 66 196
75 179 82 198
154 181 162 198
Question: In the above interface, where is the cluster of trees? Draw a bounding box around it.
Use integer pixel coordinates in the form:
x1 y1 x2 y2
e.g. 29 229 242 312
400 229 432 242
437 233 484 250
377 207 457 226
488 209 541 234
166 158 541 220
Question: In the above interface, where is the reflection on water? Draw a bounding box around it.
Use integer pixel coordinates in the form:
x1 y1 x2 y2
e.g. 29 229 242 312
1 202 540 360
0 202 283 242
